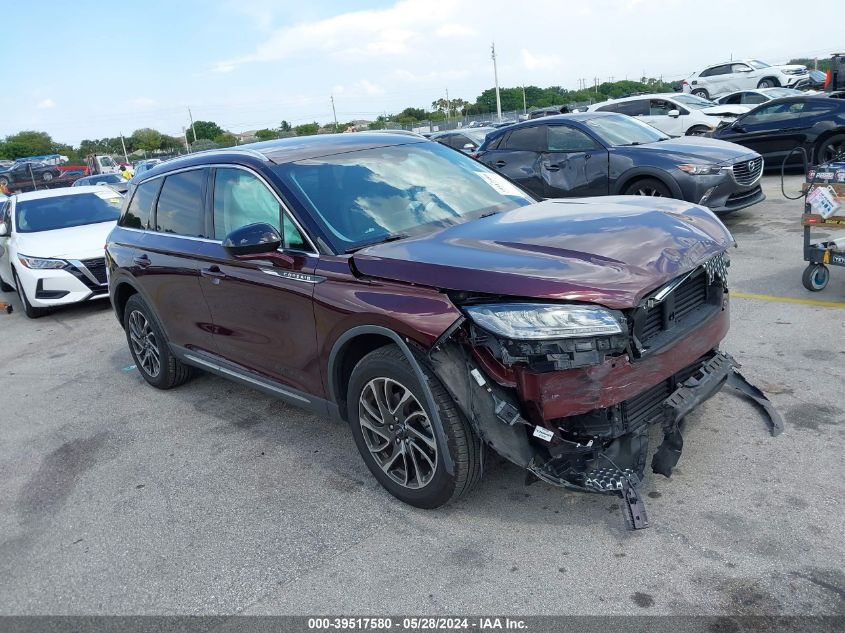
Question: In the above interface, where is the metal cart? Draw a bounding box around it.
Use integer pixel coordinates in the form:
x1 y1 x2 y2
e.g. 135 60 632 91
802 170 845 291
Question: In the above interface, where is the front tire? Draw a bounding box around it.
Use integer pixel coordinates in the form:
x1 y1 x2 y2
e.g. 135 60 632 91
123 294 194 389
802 264 829 292
757 78 778 89
42 171 54 182
13 269 47 318
691 88 709 99
686 126 710 136
624 178 671 198
347 345 482 509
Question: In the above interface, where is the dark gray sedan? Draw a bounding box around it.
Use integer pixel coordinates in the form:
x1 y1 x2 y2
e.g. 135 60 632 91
71 173 129 194
475 112 765 214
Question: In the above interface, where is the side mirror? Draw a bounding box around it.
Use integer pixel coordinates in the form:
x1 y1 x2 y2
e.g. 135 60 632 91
463 143 476 151
667 109 680 118
223 222 282 257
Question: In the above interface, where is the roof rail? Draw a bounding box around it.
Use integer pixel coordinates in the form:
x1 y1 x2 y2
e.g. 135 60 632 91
165 146 270 166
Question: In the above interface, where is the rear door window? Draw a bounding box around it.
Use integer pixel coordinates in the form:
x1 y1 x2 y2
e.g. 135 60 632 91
121 178 161 229
616 100 649 116
701 64 730 77
501 126 546 151
154 169 208 237
547 126 600 152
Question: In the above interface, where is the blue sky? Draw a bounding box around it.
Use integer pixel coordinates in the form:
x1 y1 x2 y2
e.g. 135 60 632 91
2 0 841 145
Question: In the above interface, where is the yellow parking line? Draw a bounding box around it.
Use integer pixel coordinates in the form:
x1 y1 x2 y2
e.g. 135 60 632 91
732 291 845 309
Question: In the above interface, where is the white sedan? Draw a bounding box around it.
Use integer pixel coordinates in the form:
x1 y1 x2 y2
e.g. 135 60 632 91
0 186 122 318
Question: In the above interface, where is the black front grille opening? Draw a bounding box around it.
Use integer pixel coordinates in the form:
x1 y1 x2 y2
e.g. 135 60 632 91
725 186 762 207
80 257 108 284
637 267 715 350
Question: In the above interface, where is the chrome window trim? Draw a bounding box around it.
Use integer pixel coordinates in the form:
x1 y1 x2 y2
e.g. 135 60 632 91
126 163 319 257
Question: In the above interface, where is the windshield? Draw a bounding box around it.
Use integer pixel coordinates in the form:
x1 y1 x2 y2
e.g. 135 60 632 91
749 60 771 69
15 191 122 233
673 94 717 109
465 129 492 144
584 114 669 146
275 141 535 252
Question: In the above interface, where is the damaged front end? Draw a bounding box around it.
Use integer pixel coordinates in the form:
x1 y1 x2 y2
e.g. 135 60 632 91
426 252 782 528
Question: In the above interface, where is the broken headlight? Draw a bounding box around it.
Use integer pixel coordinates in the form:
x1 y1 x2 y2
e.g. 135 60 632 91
464 304 623 340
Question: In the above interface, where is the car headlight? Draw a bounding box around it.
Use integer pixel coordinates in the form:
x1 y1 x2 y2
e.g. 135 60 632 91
17 254 67 269
464 303 623 340
678 164 724 176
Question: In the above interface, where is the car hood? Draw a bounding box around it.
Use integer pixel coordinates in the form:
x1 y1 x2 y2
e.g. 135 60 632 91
14 221 115 260
700 104 748 117
615 136 757 164
352 197 733 309
774 64 807 73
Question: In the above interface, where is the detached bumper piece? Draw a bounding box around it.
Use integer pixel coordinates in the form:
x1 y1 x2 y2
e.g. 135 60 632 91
528 351 782 529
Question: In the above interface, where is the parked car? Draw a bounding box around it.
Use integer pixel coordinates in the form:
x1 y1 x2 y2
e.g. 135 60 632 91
528 106 570 119
107 135 743 509
0 160 14 169
430 128 493 153
475 112 764 213
716 87 804 105
588 93 747 136
682 59 810 99
0 187 122 317
133 159 163 178
0 161 62 189
712 95 845 165
72 173 129 194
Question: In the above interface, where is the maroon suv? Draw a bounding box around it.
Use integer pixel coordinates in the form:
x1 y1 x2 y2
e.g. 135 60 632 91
106 134 742 511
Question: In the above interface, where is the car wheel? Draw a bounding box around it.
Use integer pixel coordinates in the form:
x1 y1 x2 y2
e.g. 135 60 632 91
624 178 671 198
123 294 194 389
691 88 709 99
686 126 710 136
0 176 9 188
12 269 47 318
347 345 482 509
0 273 13 292
802 264 829 292
757 78 778 89
42 171 54 182
816 134 845 164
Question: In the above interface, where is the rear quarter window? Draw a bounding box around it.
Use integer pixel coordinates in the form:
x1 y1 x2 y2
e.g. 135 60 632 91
120 178 161 229
155 169 208 237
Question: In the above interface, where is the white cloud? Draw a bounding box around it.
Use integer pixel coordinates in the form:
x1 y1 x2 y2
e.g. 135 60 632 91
521 48 561 71
127 97 157 109
355 80 385 96
435 23 477 38
36 98 56 109
212 0 454 72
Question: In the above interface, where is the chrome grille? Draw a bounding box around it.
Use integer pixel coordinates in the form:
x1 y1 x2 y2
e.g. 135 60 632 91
732 157 763 185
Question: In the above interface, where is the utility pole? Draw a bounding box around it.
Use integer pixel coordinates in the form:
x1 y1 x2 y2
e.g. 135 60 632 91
445 87 450 121
522 85 527 115
182 126 191 154
119 133 129 164
491 42 502 123
187 107 197 144
331 95 339 131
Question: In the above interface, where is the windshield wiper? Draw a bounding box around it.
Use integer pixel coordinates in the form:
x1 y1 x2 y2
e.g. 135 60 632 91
345 233 409 253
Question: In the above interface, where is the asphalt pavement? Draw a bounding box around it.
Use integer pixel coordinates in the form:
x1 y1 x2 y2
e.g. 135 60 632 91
0 174 843 616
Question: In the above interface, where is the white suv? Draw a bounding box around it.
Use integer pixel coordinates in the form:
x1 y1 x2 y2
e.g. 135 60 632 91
587 93 748 136
683 59 809 99
0 187 122 317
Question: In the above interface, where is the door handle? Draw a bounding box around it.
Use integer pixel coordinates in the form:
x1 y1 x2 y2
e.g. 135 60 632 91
494 160 507 167
201 265 227 280
133 254 150 268
542 162 560 171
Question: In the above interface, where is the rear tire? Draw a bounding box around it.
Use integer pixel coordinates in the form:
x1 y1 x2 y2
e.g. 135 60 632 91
691 88 709 99
686 126 711 136
757 78 778 89
623 178 672 198
347 344 482 509
815 134 845 164
123 294 194 389
12 269 47 318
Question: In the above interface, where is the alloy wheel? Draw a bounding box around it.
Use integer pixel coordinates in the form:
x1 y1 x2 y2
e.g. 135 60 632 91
128 310 161 377
634 187 662 196
358 377 438 489
823 141 845 163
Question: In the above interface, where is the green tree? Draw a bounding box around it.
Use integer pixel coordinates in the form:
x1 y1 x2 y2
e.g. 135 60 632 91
130 128 162 152
159 134 182 151
293 122 320 136
255 128 278 141
213 133 238 147
279 120 292 132
0 130 54 159
190 120 224 142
